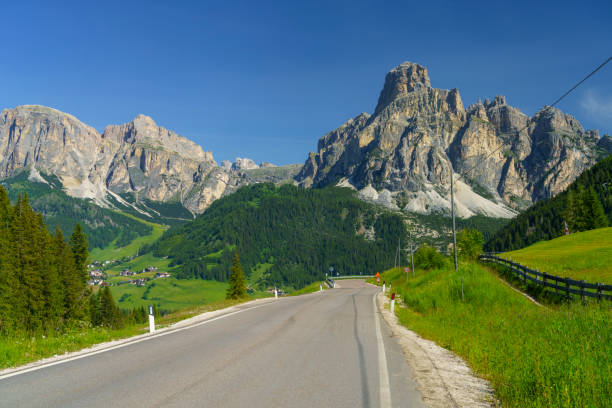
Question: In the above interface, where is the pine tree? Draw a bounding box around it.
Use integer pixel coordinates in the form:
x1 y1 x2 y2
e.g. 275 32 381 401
42 225 64 329
55 228 87 321
69 224 89 284
582 186 608 229
0 187 17 334
226 251 247 299
97 286 123 328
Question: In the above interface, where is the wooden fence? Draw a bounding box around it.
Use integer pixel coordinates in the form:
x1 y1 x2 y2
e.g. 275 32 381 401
479 253 612 301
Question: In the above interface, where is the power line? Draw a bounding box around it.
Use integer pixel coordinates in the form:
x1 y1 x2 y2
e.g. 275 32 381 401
456 55 612 182
550 56 612 108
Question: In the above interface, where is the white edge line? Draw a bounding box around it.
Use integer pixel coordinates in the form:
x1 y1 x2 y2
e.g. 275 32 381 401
0 301 273 381
374 293 392 408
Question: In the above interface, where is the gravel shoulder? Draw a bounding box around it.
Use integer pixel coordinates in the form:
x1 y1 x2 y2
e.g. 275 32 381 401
376 291 498 407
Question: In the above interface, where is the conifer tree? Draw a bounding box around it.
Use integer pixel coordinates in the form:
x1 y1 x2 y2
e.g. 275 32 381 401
583 186 608 229
0 187 17 334
97 286 123 328
42 226 64 329
226 251 247 299
69 224 89 284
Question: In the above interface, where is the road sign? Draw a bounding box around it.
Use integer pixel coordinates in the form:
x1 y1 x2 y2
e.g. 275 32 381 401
329 266 334 273
404 267 410 273
376 277 380 283
375 272 380 278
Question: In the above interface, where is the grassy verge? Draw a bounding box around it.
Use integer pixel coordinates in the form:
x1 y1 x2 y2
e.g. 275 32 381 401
502 227 612 283
379 263 611 408
0 295 268 370
289 281 326 296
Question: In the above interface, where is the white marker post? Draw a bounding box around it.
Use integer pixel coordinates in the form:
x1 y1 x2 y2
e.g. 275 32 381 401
382 283 386 294
390 293 395 314
148 305 155 333
319 284 322 292
274 287 278 299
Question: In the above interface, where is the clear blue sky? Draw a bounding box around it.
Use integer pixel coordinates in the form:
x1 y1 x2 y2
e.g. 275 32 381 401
1 0 610 165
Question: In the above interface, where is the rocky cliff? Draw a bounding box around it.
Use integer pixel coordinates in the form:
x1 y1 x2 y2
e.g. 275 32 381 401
296 62 609 217
0 105 300 215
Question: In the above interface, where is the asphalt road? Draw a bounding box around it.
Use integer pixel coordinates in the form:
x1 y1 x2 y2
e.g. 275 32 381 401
0 280 424 407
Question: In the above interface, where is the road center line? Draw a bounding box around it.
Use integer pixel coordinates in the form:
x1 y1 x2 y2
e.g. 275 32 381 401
0 301 276 381
373 293 392 408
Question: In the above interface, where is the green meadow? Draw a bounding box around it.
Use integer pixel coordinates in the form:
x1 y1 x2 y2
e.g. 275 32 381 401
377 263 611 408
502 227 612 283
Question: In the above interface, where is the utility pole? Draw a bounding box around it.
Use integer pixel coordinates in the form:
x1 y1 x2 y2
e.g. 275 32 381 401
450 171 458 272
410 241 415 277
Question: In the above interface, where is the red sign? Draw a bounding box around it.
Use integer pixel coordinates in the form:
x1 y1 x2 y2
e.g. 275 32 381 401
404 267 410 273
375 272 381 278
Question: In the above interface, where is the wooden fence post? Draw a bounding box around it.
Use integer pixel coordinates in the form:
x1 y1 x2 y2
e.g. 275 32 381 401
580 280 586 302
597 283 603 301
565 279 570 300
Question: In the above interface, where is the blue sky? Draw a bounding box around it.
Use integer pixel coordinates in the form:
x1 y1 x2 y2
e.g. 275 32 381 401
1 0 610 165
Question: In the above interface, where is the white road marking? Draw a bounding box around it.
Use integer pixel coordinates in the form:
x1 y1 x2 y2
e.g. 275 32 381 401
0 302 274 381
373 294 392 408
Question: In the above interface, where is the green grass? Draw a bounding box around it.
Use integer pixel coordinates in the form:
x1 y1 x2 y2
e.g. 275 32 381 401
379 263 611 408
89 214 167 262
289 281 326 296
111 278 229 311
503 227 612 284
0 295 264 369
0 325 144 369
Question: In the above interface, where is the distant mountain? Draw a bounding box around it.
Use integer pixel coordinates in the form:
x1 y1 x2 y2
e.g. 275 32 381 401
0 105 301 217
485 155 612 252
0 170 153 250
150 183 405 289
296 62 611 218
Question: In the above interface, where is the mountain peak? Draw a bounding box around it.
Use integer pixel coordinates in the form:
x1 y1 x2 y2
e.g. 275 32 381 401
132 114 157 127
374 62 431 115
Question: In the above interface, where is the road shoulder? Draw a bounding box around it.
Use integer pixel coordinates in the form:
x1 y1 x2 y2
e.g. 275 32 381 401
376 291 497 408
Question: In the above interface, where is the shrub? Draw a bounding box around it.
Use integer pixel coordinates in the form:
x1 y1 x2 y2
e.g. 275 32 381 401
414 244 448 269
457 228 484 259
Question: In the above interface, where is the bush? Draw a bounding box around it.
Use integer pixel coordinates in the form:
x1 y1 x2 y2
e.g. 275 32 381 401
457 228 484 259
414 244 448 269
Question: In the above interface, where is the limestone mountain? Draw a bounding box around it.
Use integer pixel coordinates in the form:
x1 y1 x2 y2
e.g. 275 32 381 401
0 105 300 218
296 62 610 218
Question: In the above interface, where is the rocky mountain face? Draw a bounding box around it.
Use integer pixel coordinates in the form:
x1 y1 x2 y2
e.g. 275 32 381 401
297 62 610 217
0 105 300 215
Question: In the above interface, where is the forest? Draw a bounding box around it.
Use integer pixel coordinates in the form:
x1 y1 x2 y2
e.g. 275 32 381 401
485 155 611 252
150 183 406 289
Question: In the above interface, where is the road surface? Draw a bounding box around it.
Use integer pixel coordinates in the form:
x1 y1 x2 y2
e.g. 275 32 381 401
0 280 424 407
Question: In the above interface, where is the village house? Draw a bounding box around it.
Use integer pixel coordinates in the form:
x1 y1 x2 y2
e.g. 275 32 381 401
154 272 171 279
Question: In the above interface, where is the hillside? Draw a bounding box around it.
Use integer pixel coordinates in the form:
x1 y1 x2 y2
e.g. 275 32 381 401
0 170 153 250
502 227 611 283
485 155 612 252
150 183 406 289
376 263 610 407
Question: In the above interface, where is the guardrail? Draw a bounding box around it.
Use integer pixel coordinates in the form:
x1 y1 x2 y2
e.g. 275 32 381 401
333 275 375 280
479 253 612 301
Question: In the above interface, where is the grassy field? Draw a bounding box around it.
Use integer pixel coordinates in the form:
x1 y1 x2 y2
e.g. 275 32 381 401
378 263 611 408
289 281 326 296
89 212 167 262
503 227 612 283
111 278 229 311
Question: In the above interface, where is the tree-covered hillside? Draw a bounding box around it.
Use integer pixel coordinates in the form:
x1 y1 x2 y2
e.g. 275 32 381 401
485 155 611 252
1 171 153 250
150 183 406 289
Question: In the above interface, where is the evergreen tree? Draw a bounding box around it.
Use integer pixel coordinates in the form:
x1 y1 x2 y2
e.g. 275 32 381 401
42 226 64 329
0 187 17 334
583 186 608 229
226 251 247 299
95 286 123 328
55 228 87 321
69 224 89 284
